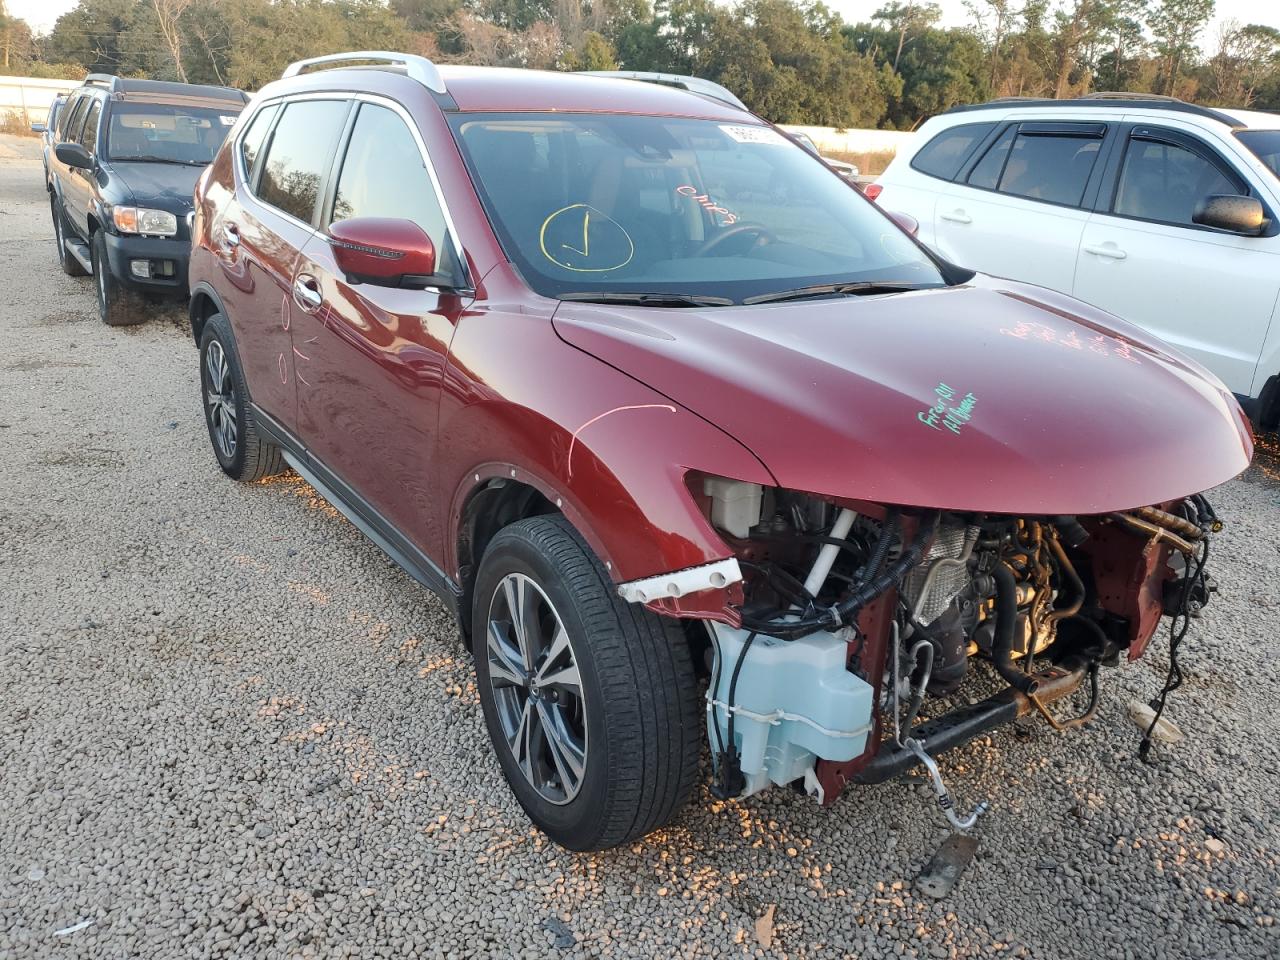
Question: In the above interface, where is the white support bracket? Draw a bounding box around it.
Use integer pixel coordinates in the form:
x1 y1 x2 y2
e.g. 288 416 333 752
616 557 743 604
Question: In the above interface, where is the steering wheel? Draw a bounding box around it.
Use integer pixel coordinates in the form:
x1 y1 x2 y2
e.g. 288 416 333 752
695 222 777 258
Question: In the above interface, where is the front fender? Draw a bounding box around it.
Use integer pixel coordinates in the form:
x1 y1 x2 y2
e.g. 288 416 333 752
438 304 775 611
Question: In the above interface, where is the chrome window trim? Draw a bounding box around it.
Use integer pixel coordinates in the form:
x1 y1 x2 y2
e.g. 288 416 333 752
232 92 347 235
345 91 471 291
231 89 470 290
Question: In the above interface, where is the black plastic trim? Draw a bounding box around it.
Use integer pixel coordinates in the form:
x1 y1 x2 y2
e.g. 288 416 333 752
249 403 462 611
188 280 229 344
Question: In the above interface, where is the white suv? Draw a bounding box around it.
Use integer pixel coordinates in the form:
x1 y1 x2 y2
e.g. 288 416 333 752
871 94 1280 427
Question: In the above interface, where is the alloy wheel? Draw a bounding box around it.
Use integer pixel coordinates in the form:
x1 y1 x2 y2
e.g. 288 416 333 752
204 341 238 460
53 203 63 263
485 573 588 805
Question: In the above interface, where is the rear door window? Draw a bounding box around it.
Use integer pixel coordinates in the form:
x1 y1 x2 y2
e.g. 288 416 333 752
911 122 997 180
967 123 1105 207
60 95 89 142
256 99 350 225
77 99 103 155
1114 134 1248 226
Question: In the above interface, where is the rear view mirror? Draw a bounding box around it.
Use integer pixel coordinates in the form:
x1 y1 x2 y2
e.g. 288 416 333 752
31 121 46 134
1193 195 1267 236
55 142 93 170
329 217 444 289
888 210 920 237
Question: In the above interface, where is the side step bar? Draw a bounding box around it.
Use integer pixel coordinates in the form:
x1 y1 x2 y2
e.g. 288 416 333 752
64 237 92 274
854 660 1092 784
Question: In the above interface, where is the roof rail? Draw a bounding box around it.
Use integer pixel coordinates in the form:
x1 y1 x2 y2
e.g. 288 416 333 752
281 51 446 94
1077 91 1180 102
943 94 1244 129
577 71 748 111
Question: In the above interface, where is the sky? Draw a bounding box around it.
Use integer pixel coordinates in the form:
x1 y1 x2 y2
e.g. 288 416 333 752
8 0 1280 40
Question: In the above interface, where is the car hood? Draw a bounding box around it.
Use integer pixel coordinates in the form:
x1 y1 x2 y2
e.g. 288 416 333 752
551 275 1253 515
106 160 203 210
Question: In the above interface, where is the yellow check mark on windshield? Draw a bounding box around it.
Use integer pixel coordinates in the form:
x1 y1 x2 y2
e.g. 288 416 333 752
561 209 590 257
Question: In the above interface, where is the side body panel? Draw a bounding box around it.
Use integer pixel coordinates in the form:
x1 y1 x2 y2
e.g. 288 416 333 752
196 135 312 432
61 94 103 239
291 235 461 556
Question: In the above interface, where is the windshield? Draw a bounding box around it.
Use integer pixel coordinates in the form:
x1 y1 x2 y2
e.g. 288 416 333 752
449 113 945 304
106 102 241 165
1238 130 1280 180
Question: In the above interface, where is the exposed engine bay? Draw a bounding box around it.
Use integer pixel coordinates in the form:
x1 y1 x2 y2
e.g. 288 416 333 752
690 477 1220 824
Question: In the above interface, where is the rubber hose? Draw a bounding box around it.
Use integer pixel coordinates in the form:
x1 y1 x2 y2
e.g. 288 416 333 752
991 561 1039 694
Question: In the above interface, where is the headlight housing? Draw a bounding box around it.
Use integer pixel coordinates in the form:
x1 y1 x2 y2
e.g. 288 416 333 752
112 206 178 237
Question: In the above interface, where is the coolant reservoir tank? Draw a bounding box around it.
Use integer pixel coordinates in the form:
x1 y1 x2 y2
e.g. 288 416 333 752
708 624 874 798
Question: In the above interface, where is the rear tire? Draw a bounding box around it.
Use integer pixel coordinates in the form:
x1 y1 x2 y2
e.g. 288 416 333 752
199 311 286 482
50 194 86 277
91 231 146 326
472 516 701 851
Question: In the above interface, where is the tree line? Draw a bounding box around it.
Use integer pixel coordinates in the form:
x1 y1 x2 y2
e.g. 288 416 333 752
1 0 1277 129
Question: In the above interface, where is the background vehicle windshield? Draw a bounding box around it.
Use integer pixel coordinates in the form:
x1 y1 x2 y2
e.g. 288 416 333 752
450 113 945 303
106 102 241 165
1238 130 1280 179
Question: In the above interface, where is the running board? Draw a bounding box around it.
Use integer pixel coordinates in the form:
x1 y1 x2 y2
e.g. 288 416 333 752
64 237 92 273
854 661 1092 784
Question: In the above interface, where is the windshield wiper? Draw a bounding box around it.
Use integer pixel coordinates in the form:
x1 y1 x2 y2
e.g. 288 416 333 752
558 291 733 307
112 155 208 166
742 281 936 306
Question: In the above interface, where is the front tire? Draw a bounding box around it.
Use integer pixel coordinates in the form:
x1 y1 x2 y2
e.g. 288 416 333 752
472 516 700 851
91 231 146 326
198 312 286 482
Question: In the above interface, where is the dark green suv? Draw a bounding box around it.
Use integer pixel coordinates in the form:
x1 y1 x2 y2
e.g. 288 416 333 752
47 74 248 325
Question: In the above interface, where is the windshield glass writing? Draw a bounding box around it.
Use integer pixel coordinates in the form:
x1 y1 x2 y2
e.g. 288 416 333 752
107 103 241 165
449 113 944 303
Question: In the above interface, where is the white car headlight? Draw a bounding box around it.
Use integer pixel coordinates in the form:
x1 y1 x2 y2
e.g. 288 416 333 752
112 206 178 237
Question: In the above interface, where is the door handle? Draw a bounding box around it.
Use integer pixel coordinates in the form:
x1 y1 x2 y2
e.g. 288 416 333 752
940 210 972 224
1083 244 1127 260
223 222 240 247
292 274 323 311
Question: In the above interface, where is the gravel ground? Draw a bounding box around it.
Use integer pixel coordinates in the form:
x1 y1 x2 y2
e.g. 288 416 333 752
1 131 1278 960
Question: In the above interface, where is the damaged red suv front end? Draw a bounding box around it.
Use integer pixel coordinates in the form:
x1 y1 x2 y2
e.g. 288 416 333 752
557 271 1251 815
190 59 1252 848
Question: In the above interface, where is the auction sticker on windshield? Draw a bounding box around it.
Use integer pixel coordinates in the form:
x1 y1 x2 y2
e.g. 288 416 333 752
719 125 788 146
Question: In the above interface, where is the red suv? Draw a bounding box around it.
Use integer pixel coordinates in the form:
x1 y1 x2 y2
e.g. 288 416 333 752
190 52 1251 851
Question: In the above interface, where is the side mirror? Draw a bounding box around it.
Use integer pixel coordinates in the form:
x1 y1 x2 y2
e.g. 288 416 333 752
329 217 446 289
888 210 920 237
1193 195 1267 236
55 141 93 170
31 122 46 134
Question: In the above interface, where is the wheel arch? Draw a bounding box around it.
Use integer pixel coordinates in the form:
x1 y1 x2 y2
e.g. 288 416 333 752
189 281 229 347
1256 372 1280 432
452 468 580 640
